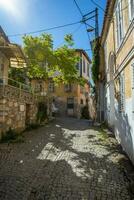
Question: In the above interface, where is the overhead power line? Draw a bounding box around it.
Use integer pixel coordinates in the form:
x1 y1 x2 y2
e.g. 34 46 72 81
90 0 105 12
73 0 91 41
7 21 81 37
73 0 83 17
90 0 129 20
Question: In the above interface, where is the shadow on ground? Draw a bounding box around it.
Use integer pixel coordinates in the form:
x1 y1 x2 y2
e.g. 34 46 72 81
0 117 133 200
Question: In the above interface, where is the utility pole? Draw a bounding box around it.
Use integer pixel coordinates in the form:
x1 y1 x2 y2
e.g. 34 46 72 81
95 8 99 39
83 8 99 40
82 8 100 123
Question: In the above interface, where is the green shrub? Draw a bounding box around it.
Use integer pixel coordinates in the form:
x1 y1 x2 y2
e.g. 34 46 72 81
0 128 24 143
25 123 40 131
36 103 48 123
1 128 17 142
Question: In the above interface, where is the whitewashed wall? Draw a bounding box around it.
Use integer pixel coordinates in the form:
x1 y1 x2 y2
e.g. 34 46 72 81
114 98 134 164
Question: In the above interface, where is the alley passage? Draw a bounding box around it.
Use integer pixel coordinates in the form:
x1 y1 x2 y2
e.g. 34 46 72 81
0 118 131 200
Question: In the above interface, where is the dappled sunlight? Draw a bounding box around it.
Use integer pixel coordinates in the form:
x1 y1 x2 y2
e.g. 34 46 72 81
37 124 119 180
0 117 131 199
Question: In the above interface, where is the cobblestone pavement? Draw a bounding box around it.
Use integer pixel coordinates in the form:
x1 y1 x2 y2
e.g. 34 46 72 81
0 118 133 200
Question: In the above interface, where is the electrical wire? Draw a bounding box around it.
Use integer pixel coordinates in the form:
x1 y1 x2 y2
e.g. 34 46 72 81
73 0 92 42
73 0 83 17
0 45 92 52
5 2 129 39
90 0 105 12
55 23 82 49
7 21 81 37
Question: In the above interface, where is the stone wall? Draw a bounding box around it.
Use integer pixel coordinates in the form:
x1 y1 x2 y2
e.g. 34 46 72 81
0 84 47 139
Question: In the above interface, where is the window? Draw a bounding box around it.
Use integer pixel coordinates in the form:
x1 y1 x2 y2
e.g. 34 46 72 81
67 98 74 109
115 0 124 48
129 0 134 21
48 81 54 92
0 57 4 78
80 56 82 76
83 59 85 73
64 84 72 92
132 61 134 118
104 42 108 73
35 83 42 92
118 73 125 112
76 61 80 70
87 64 89 76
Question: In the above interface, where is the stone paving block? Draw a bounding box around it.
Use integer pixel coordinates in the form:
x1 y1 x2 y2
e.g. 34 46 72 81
0 117 132 200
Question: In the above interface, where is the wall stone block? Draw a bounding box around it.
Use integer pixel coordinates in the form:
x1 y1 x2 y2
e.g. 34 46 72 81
0 85 48 135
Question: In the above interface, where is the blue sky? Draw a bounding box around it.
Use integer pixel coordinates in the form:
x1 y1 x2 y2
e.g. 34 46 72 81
0 0 106 58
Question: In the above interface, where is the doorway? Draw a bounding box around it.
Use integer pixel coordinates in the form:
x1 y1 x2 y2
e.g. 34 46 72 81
67 97 74 116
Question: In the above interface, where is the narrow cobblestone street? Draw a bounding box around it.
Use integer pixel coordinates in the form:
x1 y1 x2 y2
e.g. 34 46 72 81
0 118 132 200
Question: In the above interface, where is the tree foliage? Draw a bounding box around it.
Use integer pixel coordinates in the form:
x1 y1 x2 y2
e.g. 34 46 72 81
9 67 27 85
23 33 82 84
91 39 100 83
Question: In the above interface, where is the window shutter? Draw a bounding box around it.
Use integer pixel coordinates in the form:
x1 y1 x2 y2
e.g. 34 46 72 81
119 0 123 40
115 10 119 47
83 59 85 73
115 0 124 48
118 74 125 112
132 62 134 89
121 74 125 111
129 0 134 21
132 62 134 117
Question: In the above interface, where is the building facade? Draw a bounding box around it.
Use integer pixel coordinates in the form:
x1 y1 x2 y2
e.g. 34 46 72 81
100 0 134 164
0 27 48 138
31 49 92 118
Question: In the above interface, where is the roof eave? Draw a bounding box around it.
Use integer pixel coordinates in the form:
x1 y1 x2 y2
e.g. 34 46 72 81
101 0 116 45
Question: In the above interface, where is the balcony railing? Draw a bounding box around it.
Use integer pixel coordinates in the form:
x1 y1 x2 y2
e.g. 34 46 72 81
0 77 45 103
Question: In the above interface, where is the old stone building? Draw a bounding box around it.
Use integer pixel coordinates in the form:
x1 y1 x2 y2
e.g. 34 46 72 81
31 49 92 118
99 0 134 164
0 27 48 138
